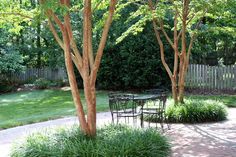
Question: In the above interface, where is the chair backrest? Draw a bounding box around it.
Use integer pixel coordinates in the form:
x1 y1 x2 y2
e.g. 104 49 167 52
143 95 168 113
108 93 138 115
144 89 168 96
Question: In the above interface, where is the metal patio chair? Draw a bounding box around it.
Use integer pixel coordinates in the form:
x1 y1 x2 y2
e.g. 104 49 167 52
142 89 170 131
108 93 142 126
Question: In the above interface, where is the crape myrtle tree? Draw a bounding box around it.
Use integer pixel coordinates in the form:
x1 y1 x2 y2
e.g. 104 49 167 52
0 0 117 136
118 0 232 104
39 0 117 136
147 0 207 104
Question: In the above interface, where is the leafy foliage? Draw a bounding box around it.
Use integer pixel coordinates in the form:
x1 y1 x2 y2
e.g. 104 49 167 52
33 78 51 89
0 47 24 74
145 98 228 123
0 47 24 92
0 0 235 91
11 124 170 157
0 0 38 34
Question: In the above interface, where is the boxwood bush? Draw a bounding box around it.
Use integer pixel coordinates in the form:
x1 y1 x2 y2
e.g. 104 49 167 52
144 98 227 123
11 125 170 157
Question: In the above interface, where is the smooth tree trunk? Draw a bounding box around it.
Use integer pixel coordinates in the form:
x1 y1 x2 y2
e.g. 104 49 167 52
148 0 202 104
40 0 117 136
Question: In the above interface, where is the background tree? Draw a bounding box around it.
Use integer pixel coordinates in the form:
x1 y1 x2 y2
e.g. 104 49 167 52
118 0 235 104
0 0 64 68
0 46 24 92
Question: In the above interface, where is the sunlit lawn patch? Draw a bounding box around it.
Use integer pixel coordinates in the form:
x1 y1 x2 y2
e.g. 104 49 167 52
0 89 108 129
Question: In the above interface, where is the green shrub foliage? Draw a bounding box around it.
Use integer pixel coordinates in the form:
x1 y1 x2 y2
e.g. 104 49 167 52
97 23 173 90
33 78 51 89
0 47 24 93
11 125 170 157
145 98 227 123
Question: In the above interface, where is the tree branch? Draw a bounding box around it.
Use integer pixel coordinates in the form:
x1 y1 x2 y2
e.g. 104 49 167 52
186 13 195 25
92 0 104 13
186 10 207 71
177 29 182 40
82 0 92 78
64 13 83 69
47 10 64 31
0 12 33 19
160 23 175 50
148 0 173 81
47 19 64 49
90 0 117 85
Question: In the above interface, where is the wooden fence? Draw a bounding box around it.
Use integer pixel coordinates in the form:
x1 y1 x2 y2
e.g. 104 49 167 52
8 67 67 83
186 64 236 91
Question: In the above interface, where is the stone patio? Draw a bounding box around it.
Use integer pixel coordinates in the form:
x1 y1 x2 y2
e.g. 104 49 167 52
0 108 236 157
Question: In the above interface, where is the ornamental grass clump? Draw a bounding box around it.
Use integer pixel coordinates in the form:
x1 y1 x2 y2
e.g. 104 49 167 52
11 124 170 157
166 99 227 123
144 98 227 123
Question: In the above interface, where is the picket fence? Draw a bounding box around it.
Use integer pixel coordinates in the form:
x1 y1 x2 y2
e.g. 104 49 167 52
9 67 67 83
185 64 236 91
2 65 236 91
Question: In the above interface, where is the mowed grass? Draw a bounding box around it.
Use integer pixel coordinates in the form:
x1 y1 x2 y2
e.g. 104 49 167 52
0 89 235 129
0 89 109 129
187 95 236 107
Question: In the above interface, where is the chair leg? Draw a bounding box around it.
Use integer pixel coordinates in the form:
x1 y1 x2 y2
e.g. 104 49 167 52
160 113 164 132
141 113 144 128
133 116 136 127
165 114 171 130
156 114 158 129
111 113 114 123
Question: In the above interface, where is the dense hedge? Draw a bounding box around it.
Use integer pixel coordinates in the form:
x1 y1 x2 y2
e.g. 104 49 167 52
97 23 173 90
144 98 227 123
11 125 170 157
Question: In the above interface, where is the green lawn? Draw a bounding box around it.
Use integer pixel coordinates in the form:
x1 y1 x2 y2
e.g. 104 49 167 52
187 95 236 107
0 89 109 129
0 89 235 129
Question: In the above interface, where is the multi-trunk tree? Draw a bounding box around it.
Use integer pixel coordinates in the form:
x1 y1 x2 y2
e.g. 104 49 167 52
118 0 230 104
39 0 117 136
1 0 117 136
147 0 207 104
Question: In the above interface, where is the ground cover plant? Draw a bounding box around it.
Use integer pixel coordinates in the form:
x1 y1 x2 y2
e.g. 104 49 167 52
11 124 170 157
0 90 108 129
144 97 228 123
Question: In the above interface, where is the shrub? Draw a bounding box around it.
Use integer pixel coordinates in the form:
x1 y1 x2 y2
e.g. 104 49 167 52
0 79 18 93
144 98 227 123
11 125 170 157
49 79 67 87
33 78 51 89
0 83 15 93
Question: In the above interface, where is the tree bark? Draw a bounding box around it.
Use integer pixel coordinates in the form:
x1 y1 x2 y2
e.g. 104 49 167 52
171 79 178 104
62 27 90 134
148 0 198 105
41 0 117 136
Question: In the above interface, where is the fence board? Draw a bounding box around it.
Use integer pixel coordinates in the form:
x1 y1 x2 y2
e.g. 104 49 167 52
8 67 67 83
186 64 235 91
